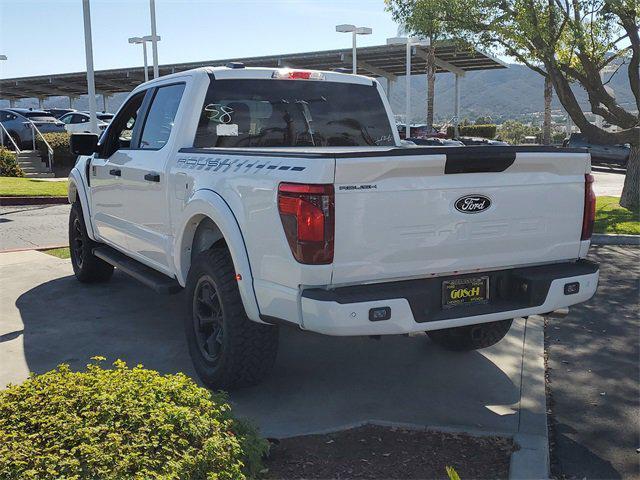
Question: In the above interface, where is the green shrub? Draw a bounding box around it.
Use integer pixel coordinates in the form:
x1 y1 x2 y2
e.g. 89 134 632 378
0 147 24 177
552 131 567 144
496 120 541 145
447 124 497 139
0 358 268 480
36 132 77 172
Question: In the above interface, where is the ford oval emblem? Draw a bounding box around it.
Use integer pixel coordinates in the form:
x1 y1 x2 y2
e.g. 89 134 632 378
455 194 492 214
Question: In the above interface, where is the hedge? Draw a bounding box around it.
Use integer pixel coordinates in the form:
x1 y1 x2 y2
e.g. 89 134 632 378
0 358 268 479
0 147 24 177
36 132 77 176
447 124 497 139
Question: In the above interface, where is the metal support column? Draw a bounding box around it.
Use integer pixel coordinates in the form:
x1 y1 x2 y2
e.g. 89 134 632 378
9 99 16 108
38 98 44 109
150 0 159 78
82 0 98 133
405 41 412 138
454 73 461 138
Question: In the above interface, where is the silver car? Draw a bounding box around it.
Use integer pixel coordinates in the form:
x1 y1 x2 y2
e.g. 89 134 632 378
0 108 66 149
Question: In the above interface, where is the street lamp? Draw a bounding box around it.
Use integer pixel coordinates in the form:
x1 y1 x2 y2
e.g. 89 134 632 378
335 24 372 73
129 35 160 82
387 36 430 138
82 0 98 134
149 0 160 78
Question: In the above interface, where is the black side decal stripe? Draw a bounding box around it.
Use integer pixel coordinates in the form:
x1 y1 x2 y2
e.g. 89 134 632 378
445 151 516 174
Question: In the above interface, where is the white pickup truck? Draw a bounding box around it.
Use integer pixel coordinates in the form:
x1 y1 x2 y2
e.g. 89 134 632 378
68 64 599 389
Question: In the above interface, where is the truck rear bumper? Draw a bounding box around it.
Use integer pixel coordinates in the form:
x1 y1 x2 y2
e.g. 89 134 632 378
300 260 599 336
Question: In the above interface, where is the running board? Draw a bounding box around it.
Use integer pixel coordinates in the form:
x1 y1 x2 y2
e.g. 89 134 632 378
92 246 182 295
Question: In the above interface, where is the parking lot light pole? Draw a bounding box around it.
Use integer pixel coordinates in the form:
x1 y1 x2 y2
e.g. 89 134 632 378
336 24 372 73
82 0 98 134
129 37 148 82
149 0 159 78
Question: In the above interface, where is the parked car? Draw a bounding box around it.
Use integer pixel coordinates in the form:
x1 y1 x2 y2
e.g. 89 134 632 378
459 136 509 146
408 137 465 147
82 111 115 123
0 108 65 149
46 108 76 119
59 112 109 133
563 133 630 167
67 65 599 390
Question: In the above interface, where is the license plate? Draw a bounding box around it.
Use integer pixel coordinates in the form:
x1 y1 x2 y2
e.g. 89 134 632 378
442 276 489 309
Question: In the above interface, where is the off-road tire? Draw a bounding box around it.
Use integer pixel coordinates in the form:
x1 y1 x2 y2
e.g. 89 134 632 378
185 247 278 390
427 319 513 351
69 202 114 283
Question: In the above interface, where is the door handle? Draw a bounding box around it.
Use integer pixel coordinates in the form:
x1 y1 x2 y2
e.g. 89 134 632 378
144 172 160 182
109 168 121 177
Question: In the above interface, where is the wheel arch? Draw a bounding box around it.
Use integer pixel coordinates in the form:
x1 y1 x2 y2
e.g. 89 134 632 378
68 167 96 241
174 189 262 322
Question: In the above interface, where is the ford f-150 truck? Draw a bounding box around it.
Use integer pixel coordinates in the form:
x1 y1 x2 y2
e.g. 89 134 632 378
67 64 599 389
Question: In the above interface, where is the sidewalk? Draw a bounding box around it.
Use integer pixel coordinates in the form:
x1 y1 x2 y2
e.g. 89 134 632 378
0 250 550 477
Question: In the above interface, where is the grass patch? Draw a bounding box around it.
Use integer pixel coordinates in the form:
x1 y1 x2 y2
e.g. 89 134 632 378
0 177 67 197
594 196 640 235
42 247 70 259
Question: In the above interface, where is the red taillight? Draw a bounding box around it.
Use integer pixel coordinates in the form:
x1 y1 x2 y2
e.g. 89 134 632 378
278 182 334 264
581 173 596 240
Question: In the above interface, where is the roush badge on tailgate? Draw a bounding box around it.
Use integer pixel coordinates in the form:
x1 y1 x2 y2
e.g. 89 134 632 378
454 194 492 214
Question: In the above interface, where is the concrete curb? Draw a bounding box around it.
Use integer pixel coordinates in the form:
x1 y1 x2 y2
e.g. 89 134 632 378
591 233 640 245
0 196 68 206
272 419 513 441
0 244 69 254
509 316 549 479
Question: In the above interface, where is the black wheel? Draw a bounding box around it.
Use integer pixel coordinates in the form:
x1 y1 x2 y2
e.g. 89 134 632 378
69 202 114 283
185 247 278 390
427 319 513 351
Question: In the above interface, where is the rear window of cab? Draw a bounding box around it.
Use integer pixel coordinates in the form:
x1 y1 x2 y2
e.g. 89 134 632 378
193 79 395 148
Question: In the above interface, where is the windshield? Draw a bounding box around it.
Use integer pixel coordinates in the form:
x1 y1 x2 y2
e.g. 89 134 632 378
193 79 395 148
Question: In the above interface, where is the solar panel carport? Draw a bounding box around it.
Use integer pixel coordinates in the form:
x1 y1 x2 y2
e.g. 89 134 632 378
0 42 506 125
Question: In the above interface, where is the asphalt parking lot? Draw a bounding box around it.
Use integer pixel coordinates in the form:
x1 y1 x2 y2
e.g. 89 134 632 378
547 245 639 479
0 250 548 476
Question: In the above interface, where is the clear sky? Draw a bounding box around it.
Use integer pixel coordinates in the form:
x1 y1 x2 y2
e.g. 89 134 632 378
0 0 401 79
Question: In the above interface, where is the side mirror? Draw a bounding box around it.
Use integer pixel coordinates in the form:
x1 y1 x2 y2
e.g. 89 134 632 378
70 133 99 156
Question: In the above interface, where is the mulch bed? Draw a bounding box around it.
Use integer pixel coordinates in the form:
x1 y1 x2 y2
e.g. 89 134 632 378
263 424 515 479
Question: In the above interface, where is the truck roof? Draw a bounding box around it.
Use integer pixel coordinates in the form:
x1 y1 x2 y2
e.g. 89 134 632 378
133 65 375 92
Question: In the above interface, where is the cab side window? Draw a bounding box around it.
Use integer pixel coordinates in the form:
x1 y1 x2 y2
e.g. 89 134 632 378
100 91 146 158
139 83 185 150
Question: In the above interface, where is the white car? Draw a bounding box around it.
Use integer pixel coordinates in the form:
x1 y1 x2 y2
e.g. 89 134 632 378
59 112 109 133
67 65 599 390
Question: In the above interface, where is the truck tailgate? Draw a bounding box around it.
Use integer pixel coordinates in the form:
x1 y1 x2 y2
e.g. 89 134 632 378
332 147 589 285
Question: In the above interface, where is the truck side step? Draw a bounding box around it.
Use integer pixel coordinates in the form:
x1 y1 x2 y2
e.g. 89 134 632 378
93 246 182 295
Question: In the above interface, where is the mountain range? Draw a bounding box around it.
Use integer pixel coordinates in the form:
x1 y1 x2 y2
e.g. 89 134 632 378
1 63 634 124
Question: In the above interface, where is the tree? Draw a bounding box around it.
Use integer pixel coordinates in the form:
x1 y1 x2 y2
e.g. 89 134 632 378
392 0 639 210
543 76 553 145
385 0 467 130
470 0 638 208
475 115 492 124
497 120 542 144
